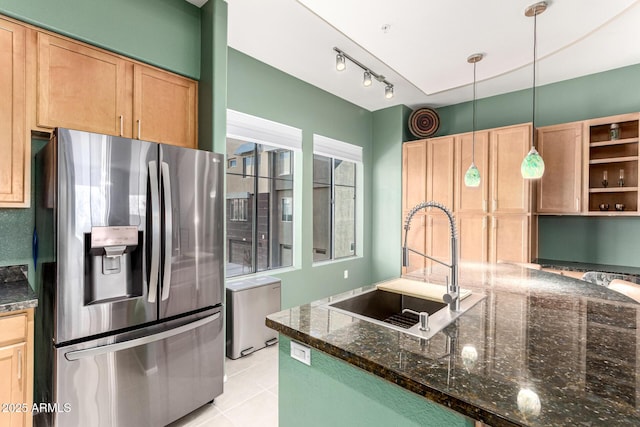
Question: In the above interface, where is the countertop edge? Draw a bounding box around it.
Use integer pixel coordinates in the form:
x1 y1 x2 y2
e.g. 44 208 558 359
267 317 520 427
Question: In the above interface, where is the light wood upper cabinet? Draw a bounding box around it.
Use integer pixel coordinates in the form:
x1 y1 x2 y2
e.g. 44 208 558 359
37 33 129 137
490 124 531 214
0 18 29 207
402 140 427 211
536 122 583 213
455 131 489 213
133 64 197 148
490 215 530 263
0 310 34 427
426 136 455 209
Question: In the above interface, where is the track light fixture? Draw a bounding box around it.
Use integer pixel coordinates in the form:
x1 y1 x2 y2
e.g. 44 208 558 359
336 52 346 71
334 47 394 99
363 71 372 87
385 84 394 99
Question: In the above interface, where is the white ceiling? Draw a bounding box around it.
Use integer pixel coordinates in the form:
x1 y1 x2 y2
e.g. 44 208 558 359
191 0 640 112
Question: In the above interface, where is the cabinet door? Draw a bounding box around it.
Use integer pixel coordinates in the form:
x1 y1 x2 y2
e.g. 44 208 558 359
458 214 488 263
0 18 28 207
133 64 197 148
37 33 128 136
490 215 530 263
536 123 582 213
455 131 489 213
402 140 427 211
0 342 27 427
490 125 531 213
426 213 452 273
426 136 455 209
402 211 426 275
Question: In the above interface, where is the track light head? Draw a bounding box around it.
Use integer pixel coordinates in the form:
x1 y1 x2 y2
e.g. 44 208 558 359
363 71 372 87
336 53 346 71
385 84 394 99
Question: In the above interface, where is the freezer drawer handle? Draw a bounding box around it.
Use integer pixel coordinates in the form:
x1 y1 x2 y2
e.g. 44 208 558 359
64 312 220 361
148 161 161 303
161 162 173 301
240 347 255 357
265 338 278 347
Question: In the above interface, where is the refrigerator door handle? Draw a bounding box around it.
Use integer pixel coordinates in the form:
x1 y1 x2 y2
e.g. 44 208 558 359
148 161 161 303
161 161 173 301
64 312 220 361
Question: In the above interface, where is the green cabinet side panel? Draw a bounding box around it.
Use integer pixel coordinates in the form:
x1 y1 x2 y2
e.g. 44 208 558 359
0 0 201 78
278 336 473 427
371 105 411 283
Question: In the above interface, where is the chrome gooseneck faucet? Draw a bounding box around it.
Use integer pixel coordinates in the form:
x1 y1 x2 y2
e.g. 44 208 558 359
402 201 460 311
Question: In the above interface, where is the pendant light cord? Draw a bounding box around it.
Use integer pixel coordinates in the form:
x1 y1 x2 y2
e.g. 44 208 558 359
472 60 477 164
531 12 537 149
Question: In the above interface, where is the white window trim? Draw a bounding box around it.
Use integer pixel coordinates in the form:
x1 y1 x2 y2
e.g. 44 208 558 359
312 134 364 265
225 109 303 277
227 109 302 151
313 134 363 163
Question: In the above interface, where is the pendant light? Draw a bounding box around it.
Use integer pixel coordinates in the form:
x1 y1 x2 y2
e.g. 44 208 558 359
521 1 547 179
464 53 483 188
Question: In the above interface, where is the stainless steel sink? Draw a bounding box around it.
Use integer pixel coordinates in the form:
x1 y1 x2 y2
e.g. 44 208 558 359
324 288 485 340
329 290 446 328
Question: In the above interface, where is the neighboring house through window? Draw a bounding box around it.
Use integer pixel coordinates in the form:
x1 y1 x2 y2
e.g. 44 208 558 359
226 110 302 277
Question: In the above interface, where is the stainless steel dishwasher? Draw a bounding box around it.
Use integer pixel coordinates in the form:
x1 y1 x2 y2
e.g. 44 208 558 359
226 276 281 359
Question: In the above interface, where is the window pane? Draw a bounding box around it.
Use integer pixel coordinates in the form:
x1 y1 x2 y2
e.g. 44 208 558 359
334 185 355 258
313 155 331 185
334 159 355 187
226 137 295 277
226 176 254 277
313 182 331 262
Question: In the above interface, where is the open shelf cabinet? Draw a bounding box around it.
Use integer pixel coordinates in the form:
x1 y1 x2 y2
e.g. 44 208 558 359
584 113 640 214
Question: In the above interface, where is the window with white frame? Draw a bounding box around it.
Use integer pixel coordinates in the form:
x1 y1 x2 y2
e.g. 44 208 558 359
312 135 362 261
226 110 302 277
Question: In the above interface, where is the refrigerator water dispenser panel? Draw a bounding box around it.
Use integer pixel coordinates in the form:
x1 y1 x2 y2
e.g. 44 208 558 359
84 226 143 305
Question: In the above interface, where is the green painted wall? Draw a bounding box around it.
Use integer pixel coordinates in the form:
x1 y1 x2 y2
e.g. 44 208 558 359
227 48 373 308
0 0 201 78
199 0 228 153
420 64 640 267
371 105 412 283
278 335 473 427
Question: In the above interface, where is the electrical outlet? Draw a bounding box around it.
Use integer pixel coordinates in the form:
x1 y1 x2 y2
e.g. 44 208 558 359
343 270 349 279
290 341 311 366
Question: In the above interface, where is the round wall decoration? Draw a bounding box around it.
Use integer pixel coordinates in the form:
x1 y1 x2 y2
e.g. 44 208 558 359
408 107 440 138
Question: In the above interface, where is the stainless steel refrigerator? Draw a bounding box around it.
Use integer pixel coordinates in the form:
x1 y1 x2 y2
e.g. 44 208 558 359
34 128 224 426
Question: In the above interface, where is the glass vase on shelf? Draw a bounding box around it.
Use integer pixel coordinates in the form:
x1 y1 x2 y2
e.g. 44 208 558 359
610 123 620 140
602 170 608 188
619 169 624 187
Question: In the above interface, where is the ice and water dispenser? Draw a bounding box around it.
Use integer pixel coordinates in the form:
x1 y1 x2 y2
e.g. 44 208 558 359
84 225 143 305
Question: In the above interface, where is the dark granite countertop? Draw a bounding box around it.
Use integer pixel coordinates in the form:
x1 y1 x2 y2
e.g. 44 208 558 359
267 263 640 427
536 258 640 277
0 265 38 313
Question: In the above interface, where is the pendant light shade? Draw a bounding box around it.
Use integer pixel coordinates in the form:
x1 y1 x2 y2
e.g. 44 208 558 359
521 146 545 178
464 53 483 188
521 1 547 180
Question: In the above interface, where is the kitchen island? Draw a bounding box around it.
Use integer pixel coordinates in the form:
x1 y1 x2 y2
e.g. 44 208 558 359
267 263 640 426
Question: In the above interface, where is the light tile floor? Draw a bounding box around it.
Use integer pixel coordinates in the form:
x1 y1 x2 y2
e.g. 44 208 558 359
169 344 279 427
